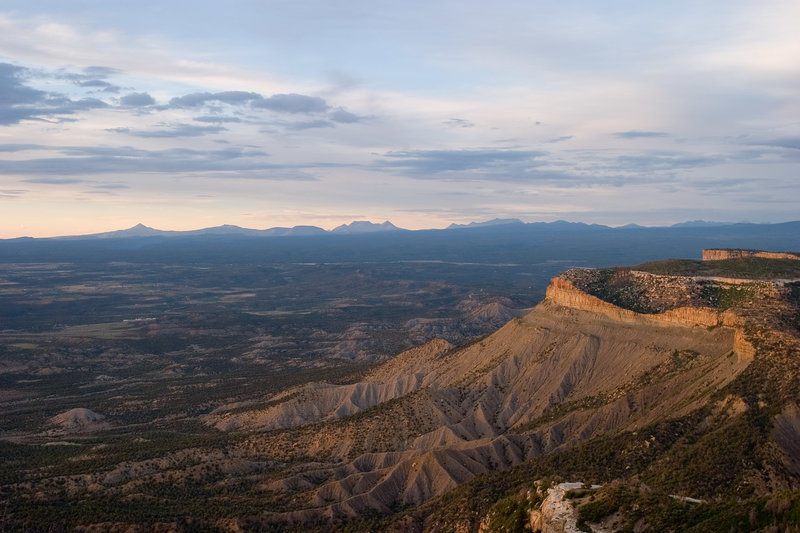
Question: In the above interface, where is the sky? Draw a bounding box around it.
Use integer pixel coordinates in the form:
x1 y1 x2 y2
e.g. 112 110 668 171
0 1 798 238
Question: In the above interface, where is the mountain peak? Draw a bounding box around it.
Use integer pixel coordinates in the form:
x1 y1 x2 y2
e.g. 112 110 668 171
618 223 645 229
100 223 163 238
331 220 403 234
447 218 524 229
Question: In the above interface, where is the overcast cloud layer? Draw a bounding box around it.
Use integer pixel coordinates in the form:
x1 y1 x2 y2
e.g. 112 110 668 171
0 1 798 237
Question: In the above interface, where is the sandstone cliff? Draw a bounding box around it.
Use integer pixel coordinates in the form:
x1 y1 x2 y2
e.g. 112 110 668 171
703 248 800 261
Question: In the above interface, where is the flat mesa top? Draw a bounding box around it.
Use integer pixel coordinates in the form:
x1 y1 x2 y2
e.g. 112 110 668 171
702 249 800 261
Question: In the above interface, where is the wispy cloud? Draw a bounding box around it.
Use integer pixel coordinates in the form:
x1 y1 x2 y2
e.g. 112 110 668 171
110 123 227 137
613 152 723 170
78 79 120 92
443 118 474 128
0 143 47 152
375 149 547 175
544 135 573 143
287 119 334 130
743 137 800 150
23 177 84 184
168 91 262 108
168 90 330 114
194 115 243 123
0 189 28 198
92 183 130 189
0 146 283 175
613 130 669 139
252 93 329 114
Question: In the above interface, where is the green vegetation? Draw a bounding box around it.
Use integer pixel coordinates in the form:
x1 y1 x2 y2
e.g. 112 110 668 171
575 483 800 533
579 268 661 313
700 284 757 309
577 497 620 528
636 257 800 279
484 496 530 533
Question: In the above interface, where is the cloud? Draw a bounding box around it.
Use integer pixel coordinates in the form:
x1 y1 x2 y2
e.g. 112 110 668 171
1 62 334 133
81 66 120 79
0 62 109 125
330 108 361 123
110 123 226 137
252 93 329 113
689 177 756 192
23 177 84 184
613 130 670 139
85 182 130 195
443 118 474 128
372 148 687 187
0 146 285 176
120 92 155 106
744 137 800 150
78 79 120 92
613 152 723 170
194 115 243 123
287 119 334 130
167 90 329 114
52 97 109 111
92 183 130 189
374 149 547 175
0 63 46 106
55 65 120 82
545 135 573 143
168 91 262 108
0 144 47 152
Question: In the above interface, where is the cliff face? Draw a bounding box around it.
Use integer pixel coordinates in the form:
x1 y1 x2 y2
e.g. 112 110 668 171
531 482 586 533
545 275 744 327
703 249 800 261
545 277 751 360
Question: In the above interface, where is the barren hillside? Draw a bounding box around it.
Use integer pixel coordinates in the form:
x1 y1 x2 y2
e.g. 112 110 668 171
201 266 793 528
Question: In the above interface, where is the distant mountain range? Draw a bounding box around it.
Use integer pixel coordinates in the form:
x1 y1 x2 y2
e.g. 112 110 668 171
10 218 784 241
52 221 398 240
669 220 735 228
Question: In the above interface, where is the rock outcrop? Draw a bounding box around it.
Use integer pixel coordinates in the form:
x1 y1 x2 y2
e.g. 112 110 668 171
536 482 583 533
703 249 800 261
48 408 110 433
532 482 608 533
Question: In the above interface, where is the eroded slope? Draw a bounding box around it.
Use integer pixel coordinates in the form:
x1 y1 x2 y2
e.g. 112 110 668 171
208 271 762 525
